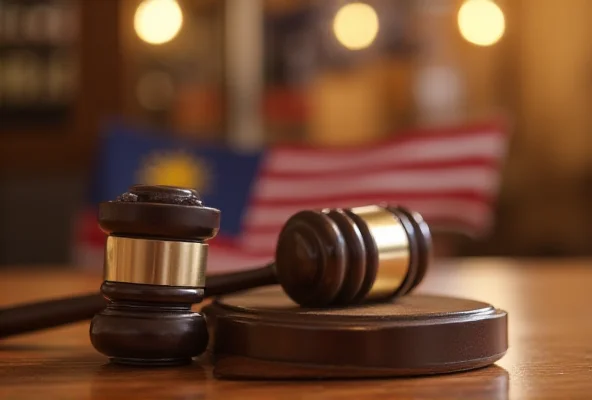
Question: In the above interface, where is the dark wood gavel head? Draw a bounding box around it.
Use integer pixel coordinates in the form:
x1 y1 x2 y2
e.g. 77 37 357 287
89 184 220 366
274 205 431 307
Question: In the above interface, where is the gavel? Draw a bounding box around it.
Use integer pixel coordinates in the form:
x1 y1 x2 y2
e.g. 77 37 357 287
0 185 431 366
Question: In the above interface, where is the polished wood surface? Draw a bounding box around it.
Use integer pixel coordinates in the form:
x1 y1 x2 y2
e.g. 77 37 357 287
1 258 591 399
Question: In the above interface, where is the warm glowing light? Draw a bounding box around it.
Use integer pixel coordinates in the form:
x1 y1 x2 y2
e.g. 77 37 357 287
458 0 505 47
134 0 183 45
333 2 379 50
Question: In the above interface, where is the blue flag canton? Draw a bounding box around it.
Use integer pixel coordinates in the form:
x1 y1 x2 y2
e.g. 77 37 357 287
89 123 265 238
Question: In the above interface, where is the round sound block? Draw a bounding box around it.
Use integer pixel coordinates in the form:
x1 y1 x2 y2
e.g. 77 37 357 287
202 286 508 379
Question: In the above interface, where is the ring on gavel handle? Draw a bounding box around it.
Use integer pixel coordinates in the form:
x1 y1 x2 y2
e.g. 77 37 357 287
0 185 431 367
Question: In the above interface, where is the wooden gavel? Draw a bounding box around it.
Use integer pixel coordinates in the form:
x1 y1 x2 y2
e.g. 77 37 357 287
0 185 431 366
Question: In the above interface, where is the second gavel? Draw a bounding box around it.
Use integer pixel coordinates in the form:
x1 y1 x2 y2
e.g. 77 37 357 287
0 185 431 366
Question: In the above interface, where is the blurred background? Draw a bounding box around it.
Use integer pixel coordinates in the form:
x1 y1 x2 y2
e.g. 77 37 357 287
0 0 590 268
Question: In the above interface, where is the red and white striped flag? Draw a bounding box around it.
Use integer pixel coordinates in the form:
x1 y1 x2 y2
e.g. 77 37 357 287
206 120 508 271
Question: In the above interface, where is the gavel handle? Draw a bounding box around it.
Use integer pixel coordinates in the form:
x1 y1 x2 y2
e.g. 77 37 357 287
0 264 278 339
0 293 106 339
204 264 277 296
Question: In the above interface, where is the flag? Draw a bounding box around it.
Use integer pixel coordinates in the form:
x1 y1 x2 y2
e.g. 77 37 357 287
73 119 508 273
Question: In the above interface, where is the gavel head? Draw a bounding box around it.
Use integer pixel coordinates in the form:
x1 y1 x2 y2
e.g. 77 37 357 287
90 184 220 366
274 205 431 307
97 184 219 288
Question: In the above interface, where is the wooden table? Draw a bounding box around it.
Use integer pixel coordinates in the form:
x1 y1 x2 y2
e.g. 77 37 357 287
1 259 591 399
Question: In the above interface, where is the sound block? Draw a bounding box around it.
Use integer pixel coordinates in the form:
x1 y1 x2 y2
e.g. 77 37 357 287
202 286 508 379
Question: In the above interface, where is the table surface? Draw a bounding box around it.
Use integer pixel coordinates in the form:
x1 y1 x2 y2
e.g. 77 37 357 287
0 258 591 399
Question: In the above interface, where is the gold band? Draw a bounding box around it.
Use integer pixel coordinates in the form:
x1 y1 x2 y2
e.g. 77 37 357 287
104 236 207 287
350 205 410 300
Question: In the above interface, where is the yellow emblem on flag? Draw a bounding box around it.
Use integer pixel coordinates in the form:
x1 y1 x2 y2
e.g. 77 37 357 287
136 150 212 193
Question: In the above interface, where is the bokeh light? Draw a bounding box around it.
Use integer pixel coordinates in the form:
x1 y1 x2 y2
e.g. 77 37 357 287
458 0 505 47
134 0 183 45
333 2 379 50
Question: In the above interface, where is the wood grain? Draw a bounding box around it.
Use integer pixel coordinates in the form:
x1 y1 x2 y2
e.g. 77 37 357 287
1 259 591 399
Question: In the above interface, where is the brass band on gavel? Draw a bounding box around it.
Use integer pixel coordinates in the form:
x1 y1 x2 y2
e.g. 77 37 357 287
104 236 208 288
350 205 413 300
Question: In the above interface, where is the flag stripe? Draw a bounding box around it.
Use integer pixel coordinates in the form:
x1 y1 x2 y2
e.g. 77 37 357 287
262 131 506 174
248 190 493 208
244 196 492 228
246 201 491 233
259 157 501 179
251 167 500 201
